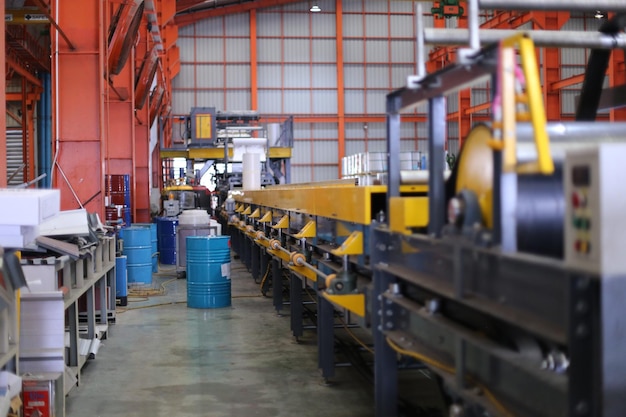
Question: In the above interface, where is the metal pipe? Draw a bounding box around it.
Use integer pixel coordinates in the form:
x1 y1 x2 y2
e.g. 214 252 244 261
517 122 626 143
14 173 47 188
479 0 626 11
424 29 626 49
276 245 291 256
7 164 25 183
468 0 480 50
301 261 328 280
291 252 329 280
414 2 425 78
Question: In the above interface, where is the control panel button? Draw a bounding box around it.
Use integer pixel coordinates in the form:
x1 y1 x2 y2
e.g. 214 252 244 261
572 217 591 230
580 218 591 231
571 191 587 209
574 239 591 254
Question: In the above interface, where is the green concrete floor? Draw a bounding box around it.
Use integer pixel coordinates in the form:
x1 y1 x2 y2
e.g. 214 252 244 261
65 261 375 417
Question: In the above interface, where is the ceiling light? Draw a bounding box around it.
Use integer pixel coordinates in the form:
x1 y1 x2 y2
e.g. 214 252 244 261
595 10 604 19
310 5 321 12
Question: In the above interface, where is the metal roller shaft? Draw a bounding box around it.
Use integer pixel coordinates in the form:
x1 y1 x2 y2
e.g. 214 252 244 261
302 261 328 280
424 29 626 49
479 0 626 11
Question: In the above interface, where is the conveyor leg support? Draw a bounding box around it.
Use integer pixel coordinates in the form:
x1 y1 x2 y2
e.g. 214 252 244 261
272 258 283 313
290 273 303 339
251 243 260 281
373 229 398 417
374 276 398 416
317 295 335 381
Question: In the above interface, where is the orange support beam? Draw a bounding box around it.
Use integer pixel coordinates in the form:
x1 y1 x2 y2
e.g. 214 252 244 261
336 0 345 177
456 13 472 146
532 11 569 121
427 12 448 73
159 0 177 24
21 80 35 183
175 0 302 26
551 73 585 91
133 29 151 223
0 0 6 187
52 0 105 213
106 28 136 221
609 50 626 121
250 9 258 111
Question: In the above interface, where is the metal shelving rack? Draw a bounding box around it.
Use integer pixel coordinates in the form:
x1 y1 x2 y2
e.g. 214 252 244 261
20 235 116 399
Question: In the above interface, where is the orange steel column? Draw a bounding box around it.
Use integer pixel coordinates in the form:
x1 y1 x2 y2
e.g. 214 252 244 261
335 0 345 177
0 0 6 187
457 13 471 146
133 30 151 223
609 51 626 121
52 0 105 214
22 91 36 183
250 9 258 111
106 0 138 221
533 11 569 121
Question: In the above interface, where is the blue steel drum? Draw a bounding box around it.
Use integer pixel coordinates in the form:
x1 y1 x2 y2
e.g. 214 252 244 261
134 223 158 272
121 226 153 285
115 256 128 306
186 236 231 309
156 217 178 265
123 207 132 227
123 174 131 207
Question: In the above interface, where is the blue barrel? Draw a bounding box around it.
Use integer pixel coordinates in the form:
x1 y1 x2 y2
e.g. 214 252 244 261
121 226 153 285
156 217 178 265
115 256 128 306
186 236 231 309
122 207 132 227
134 223 158 272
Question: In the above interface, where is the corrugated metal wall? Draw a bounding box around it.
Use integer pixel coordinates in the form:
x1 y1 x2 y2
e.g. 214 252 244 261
172 6 616 184
174 15 252 114
6 130 23 186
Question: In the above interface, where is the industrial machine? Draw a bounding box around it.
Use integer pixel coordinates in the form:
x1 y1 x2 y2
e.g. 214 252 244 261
161 184 212 216
224 29 626 417
162 108 295 216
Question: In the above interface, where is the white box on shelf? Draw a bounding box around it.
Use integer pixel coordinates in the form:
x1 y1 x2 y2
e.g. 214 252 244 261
21 263 58 293
0 371 22 399
0 189 60 225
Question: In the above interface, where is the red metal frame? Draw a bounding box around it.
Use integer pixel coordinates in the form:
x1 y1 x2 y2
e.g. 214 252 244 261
1 1 8 186
51 0 105 213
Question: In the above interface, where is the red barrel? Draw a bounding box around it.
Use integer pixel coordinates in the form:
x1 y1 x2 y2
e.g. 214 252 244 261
105 206 131 226
105 174 131 206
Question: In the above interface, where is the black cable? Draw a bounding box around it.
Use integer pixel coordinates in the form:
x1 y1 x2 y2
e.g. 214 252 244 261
575 13 626 120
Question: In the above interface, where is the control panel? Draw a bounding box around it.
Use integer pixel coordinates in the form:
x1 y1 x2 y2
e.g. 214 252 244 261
564 143 626 275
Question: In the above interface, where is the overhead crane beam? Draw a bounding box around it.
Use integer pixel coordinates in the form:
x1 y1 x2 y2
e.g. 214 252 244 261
175 0 211 13
175 0 303 26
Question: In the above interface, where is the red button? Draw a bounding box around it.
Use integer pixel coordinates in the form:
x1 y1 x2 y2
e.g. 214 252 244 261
572 191 588 208
574 240 581 252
